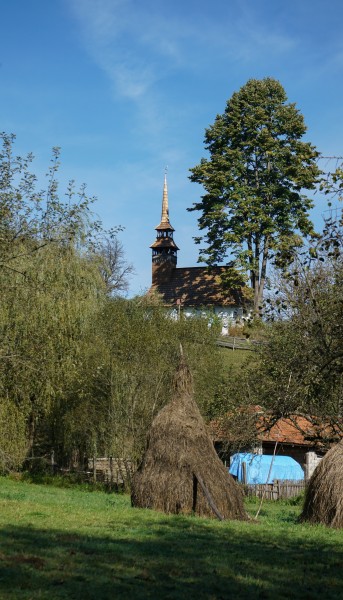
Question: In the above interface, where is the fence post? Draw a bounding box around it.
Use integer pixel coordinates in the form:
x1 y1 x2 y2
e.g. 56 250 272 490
51 449 55 474
109 456 113 485
93 455 97 483
272 482 277 500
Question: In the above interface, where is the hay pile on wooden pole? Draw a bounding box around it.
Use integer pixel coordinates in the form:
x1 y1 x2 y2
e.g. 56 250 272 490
131 355 247 521
301 440 343 528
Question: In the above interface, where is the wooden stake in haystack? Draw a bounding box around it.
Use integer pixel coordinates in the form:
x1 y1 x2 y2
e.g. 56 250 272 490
131 349 247 521
300 439 343 528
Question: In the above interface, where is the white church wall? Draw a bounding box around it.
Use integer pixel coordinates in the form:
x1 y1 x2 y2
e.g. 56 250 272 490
167 305 245 335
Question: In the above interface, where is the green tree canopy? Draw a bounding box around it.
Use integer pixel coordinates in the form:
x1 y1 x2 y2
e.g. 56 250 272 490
228 207 343 449
62 296 226 463
0 134 135 470
189 78 321 314
0 134 228 471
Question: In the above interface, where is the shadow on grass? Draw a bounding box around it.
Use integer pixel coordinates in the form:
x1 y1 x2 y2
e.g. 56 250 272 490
0 518 342 600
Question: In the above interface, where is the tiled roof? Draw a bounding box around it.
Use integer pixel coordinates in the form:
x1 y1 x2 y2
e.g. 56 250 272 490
210 408 342 448
257 416 316 446
258 415 342 446
150 266 244 307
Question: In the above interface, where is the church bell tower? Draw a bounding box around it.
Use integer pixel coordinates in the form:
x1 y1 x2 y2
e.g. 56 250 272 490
150 174 179 286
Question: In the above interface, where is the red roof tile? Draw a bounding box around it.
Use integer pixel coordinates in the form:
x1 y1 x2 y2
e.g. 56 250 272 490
210 408 342 448
257 416 316 446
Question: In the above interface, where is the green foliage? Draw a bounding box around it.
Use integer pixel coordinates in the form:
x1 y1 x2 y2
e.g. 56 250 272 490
237 207 343 443
21 472 111 493
261 262 343 430
0 133 102 270
320 162 343 205
218 266 254 304
189 78 321 313
0 238 222 469
284 492 305 506
0 134 127 468
62 296 224 462
0 239 107 462
0 133 241 470
0 398 27 472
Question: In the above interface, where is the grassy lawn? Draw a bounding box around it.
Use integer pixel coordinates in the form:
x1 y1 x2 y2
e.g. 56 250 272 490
0 477 342 599
220 348 252 372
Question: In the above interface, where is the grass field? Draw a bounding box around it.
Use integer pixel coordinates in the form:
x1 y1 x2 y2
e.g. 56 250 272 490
0 477 342 599
219 347 252 372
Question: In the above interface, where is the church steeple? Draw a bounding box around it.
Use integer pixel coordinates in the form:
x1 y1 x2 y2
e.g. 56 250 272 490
161 173 170 224
150 174 179 285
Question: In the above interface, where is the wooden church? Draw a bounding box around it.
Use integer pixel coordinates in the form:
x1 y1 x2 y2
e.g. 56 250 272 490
149 176 248 334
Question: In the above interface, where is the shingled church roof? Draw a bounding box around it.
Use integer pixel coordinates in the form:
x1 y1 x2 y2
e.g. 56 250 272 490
151 266 244 307
149 175 246 309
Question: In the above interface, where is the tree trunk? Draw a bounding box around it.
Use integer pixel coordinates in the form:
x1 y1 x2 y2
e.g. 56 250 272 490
256 237 269 315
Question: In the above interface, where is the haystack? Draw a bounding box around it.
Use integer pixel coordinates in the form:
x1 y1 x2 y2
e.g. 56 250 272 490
131 355 247 521
301 439 343 528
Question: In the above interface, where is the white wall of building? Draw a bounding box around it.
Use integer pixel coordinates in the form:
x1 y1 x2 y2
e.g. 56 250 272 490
169 305 245 335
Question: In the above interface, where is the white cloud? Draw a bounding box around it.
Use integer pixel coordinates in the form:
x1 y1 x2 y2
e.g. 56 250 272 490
70 0 129 45
65 0 302 160
68 0 180 101
69 0 146 100
67 0 298 104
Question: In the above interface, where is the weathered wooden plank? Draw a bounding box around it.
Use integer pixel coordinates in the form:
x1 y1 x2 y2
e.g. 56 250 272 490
245 481 305 500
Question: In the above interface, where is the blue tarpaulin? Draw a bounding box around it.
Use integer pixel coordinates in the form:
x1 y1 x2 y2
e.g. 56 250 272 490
229 453 304 484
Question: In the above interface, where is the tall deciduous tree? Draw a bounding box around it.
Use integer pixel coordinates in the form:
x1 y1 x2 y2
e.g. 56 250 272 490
94 236 134 297
230 207 343 448
258 260 343 445
189 78 321 314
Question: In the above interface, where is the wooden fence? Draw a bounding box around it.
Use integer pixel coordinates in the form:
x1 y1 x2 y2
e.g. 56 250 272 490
243 480 306 500
86 457 135 486
217 336 261 351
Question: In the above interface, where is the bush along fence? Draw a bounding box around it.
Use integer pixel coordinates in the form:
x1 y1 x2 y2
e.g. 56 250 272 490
217 336 260 351
23 453 135 489
243 480 306 500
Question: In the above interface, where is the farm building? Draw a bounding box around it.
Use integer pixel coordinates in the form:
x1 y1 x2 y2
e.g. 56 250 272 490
257 414 325 475
149 175 250 333
210 409 334 479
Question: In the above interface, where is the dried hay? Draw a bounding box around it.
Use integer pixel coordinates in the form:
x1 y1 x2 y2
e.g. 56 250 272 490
301 439 343 528
131 355 247 521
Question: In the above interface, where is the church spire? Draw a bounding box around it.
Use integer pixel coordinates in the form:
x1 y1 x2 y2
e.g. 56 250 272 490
150 173 179 286
161 173 169 223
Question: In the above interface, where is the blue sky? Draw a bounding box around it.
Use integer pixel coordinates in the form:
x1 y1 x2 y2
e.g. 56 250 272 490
1 0 343 295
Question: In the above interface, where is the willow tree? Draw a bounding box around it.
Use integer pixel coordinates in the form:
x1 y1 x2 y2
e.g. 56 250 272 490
62 295 225 463
0 133 132 469
189 78 321 314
